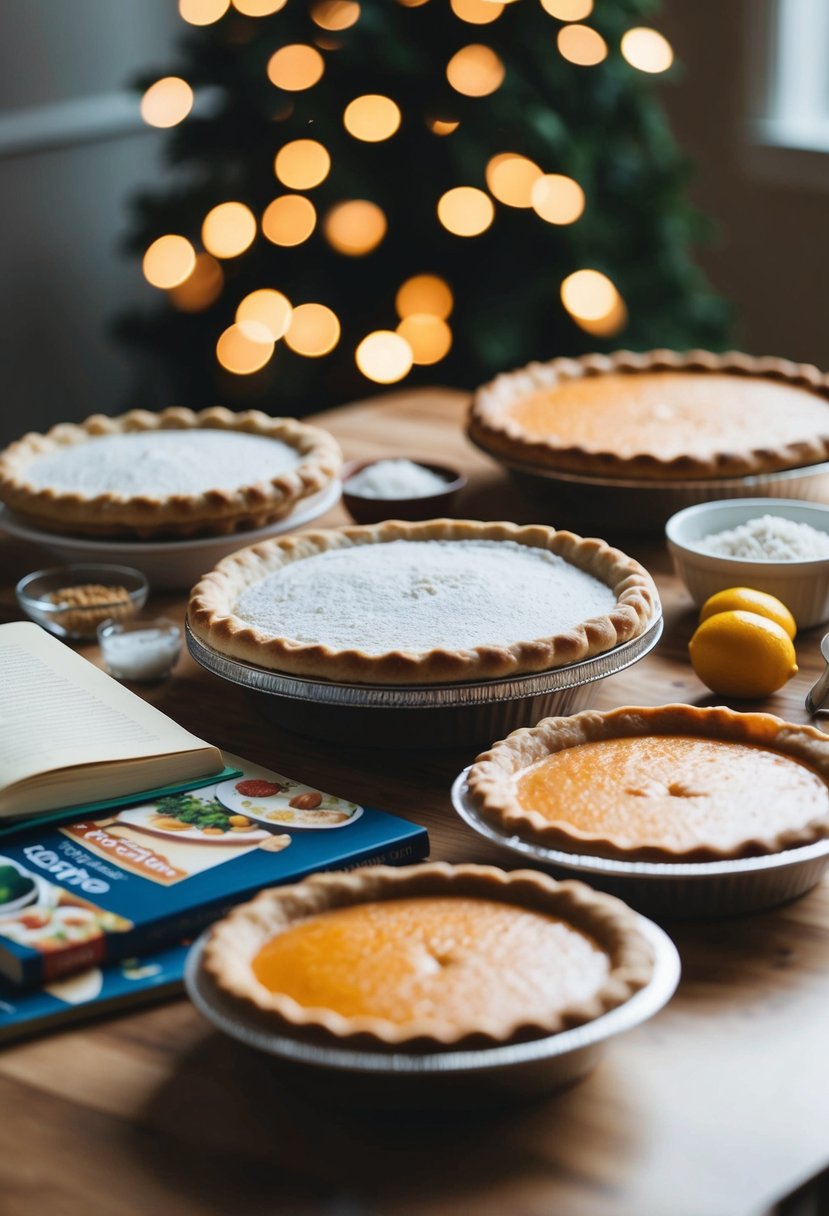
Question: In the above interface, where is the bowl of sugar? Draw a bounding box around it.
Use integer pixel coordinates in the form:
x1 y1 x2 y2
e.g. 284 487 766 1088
341 458 467 524
666 498 829 629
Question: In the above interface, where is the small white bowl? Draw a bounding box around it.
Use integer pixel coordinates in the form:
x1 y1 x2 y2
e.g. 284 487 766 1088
665 498 829 629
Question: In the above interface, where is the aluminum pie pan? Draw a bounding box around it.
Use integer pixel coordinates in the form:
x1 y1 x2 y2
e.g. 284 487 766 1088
184 918 679 1103
452 770 829 918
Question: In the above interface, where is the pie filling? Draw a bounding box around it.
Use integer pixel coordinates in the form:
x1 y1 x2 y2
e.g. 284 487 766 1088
251 896 610 1030
233 539 616 653
505 372 829 461
24 431 303 497
516 735 829 854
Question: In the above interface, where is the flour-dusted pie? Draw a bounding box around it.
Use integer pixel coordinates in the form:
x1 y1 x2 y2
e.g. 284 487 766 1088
187 519 659 685
469 350 829 481
467 704 829 863
0 407 342 538
203 863 655 1050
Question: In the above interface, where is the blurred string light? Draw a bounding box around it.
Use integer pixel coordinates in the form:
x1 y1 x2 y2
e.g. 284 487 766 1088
531 174 585 224
202 202 257 257
561 269 626 335
232 0 287 13
396 314 452 364
446 45 505 96
343 95 402 141
450 0 504 24
237 289 293 339
486 153 541 207
216 321 275 374
356 331 413 383
396 274 454 319
557 24 607 65
621 27 674 73
285 303 341 355
141 78 193 128
397 0 430 7
311 0 360 30
324 200 387 255
437 187 494 236
179 0 229 25
540 0 593 19
168 253 224 311
274 139 331 188
262 195 317 245
143 235 196 288
267 45 325 90
429 118 460 135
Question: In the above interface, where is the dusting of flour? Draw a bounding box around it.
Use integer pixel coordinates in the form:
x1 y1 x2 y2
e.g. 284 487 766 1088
234 539 616 653
28 431 301 496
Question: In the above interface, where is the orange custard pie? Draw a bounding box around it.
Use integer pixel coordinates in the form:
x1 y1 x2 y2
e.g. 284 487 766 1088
469 350 829 482
467 705 829 863
204 863 655 1050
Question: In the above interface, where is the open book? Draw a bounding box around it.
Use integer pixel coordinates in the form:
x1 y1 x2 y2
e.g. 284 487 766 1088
1 622 226 820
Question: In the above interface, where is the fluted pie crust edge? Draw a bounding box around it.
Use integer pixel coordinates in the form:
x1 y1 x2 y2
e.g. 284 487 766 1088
467 704 829 863
0 407 342 538
203 862 656 1051
186 519 660 686
468 349 829 481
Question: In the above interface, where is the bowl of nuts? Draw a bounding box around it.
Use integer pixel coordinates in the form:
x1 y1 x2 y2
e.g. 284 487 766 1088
15 563 149 640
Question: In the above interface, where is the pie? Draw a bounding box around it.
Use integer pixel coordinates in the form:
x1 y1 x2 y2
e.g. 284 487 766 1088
203 862 655 1050
187 519 659 685
0 407 342 538
469 350 829 481
467 704 829 863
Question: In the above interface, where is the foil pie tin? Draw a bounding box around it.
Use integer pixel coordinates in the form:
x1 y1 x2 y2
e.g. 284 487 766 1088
185 610 663 749
184 918 680 1104
451 770 829 918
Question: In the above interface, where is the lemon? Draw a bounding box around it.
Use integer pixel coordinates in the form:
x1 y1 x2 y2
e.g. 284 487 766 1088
688 609 798 698
698 587 797 639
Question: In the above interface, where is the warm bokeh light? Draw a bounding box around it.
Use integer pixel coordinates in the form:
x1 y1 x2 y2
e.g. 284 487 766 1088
285 303 341 356
142 235 196 289
429 118 460 135
531 174 585 224
450 0 503 24
267 45 325 91
311 0 360 30
140 78 194 128
396 274 454 319
262 195 317 246
168 253 224 311
202 202 257 258
561 269 620 321
236 289 293 340
573 294 628 336
356 331 414 383
446 45 505 97
343 95 401 142
557 24 607 65
216 321 275 374
233 0 287 13
486 153 542 208
323 200 387 255
274 139 331 189
396 314 452 365
397 0 430 7
437 187 494 236
621 27 674 73
179 0 229 25
539 0 593 19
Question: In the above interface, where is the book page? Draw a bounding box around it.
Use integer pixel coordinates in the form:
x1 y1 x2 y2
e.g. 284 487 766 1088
0 623 214 791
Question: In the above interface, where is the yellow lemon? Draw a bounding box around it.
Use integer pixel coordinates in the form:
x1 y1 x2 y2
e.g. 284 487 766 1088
688 609 798 698
698 587 797 639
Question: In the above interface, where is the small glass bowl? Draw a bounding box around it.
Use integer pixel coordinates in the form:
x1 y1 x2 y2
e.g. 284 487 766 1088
341 459 467 524
98 616 182 683
15 564 149 641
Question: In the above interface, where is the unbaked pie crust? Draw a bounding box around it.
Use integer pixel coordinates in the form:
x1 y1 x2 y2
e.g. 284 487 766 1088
469 350 829 482
187 519 659 685
203 862 656 1051
0 407 342 538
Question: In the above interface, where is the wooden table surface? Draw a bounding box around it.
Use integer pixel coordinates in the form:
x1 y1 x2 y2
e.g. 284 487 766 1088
2 388 829 1216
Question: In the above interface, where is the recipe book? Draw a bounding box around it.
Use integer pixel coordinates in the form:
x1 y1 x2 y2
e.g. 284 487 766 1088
0 621 228 820
0 753 429 987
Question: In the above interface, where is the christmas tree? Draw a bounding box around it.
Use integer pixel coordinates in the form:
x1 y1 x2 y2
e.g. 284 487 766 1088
119 0 728 415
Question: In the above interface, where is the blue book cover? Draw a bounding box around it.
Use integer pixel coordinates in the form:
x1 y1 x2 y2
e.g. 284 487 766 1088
0 754 429 989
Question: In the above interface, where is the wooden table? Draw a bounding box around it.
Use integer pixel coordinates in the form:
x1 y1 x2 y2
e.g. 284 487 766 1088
2 389 828 1216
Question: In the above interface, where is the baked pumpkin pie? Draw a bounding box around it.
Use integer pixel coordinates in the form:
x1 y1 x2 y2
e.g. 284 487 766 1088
203 862 655 1050
187 519 659 685
469 350 829 481
467 704 829 863
0 407 341 538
